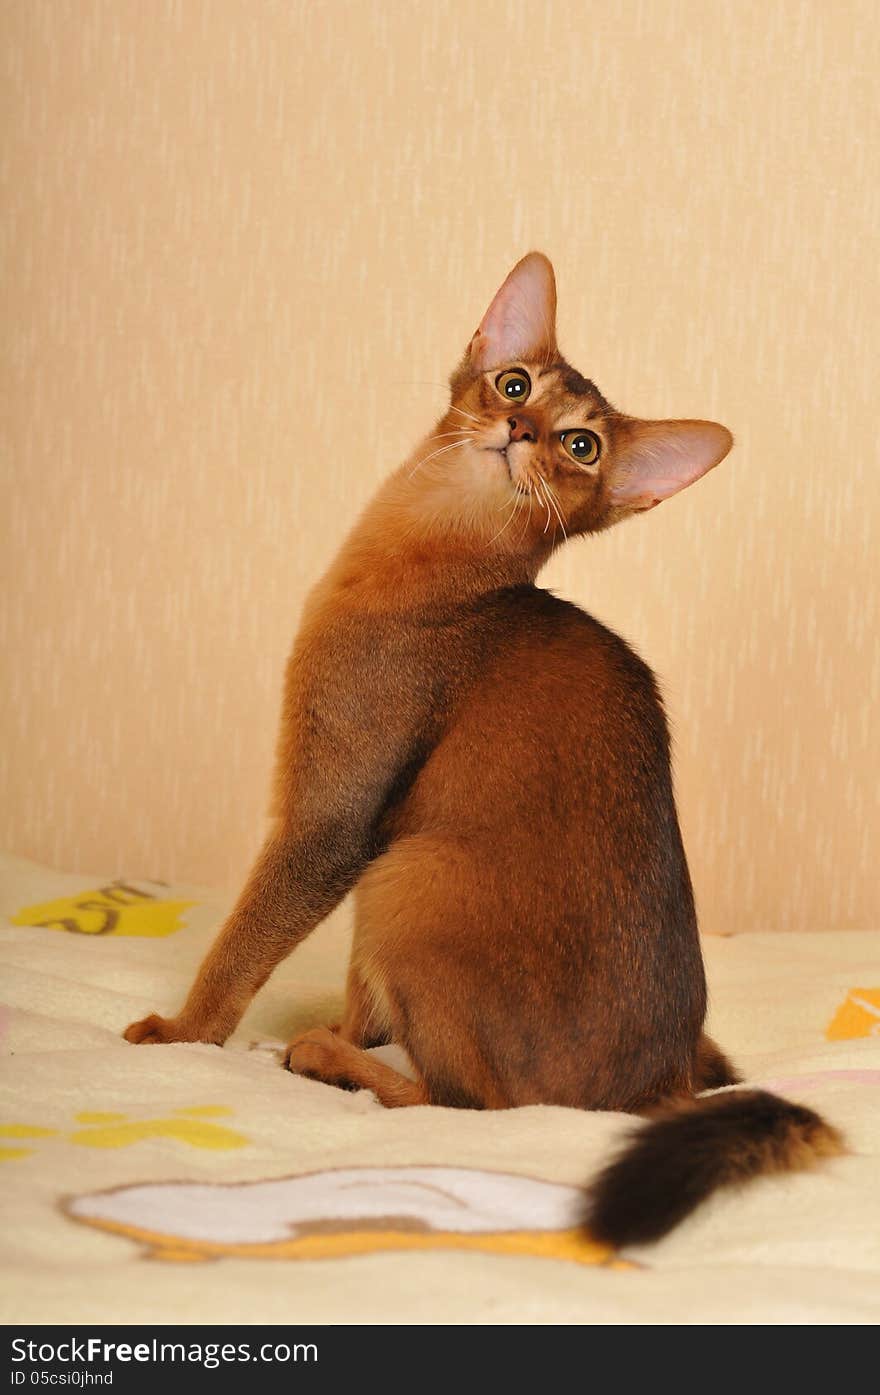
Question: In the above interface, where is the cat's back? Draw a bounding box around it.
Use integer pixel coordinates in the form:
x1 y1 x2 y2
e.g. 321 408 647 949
465 583 666 734
396 583 675 844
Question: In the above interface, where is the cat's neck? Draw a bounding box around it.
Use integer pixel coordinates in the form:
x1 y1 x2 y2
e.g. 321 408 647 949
316 467 547 614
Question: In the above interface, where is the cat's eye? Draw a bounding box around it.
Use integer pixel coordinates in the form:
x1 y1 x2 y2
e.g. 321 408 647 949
495 369 531 403
560 430 601 466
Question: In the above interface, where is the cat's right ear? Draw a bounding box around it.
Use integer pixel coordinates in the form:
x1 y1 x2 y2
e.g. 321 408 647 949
607 417 733 512
467 253 558 372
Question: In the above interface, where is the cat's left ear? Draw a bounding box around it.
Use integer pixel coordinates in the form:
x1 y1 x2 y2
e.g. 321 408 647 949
468 252 558 372
608 417 733 511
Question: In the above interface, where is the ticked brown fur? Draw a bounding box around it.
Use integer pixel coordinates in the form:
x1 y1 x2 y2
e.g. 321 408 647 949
125 254 842 1243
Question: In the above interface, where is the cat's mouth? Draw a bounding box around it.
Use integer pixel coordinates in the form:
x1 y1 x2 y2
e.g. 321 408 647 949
483 445 511 480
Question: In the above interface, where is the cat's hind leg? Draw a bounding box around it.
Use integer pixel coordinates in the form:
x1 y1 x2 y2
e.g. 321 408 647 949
285 1027 428 1107
345 835 512 1110
336 959 392 1048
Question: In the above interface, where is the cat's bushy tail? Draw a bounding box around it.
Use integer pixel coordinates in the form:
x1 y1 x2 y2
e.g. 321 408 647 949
584 1089 844 1247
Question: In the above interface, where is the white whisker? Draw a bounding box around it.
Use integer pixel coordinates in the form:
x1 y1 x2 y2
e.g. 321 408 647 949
536 480 552 534
541 478 568 540
424 429 477 442
408 439 469 480
517 486 535 542
494 489 520 517
487 493 521 546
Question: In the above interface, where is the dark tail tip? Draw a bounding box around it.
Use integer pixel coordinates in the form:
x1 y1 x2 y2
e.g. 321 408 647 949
585 1089 844 1248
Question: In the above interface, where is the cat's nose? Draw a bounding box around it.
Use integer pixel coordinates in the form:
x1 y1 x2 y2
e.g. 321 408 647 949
508 415 537 444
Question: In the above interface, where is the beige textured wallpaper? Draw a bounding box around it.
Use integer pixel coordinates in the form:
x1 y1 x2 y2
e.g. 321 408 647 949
2 0 877 933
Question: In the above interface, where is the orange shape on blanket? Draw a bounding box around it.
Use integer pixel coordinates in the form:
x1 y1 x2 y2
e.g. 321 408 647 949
70 1112 247 1151
0 1110 245 1158
0 1124 58 1138
11 879 194 938
0 1123 57 1163
65 1165 639 1270
826 988 880 1041
121 1223 622 1268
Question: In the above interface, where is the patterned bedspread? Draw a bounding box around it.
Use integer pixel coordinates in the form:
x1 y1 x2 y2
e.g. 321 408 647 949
1 851 878 1324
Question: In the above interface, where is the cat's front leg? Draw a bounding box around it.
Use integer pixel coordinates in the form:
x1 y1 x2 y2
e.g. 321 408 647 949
123 829 363 1047
123 1012 191 1044
124 614 438 1051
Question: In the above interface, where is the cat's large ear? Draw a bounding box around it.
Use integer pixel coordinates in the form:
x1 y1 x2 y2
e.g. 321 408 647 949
608 417 733 511
468 252 558 372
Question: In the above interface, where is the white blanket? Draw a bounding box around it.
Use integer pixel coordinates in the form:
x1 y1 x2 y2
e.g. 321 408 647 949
1 851 878 1324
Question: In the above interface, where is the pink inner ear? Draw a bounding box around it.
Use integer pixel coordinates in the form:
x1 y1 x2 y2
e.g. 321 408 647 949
610 419 733 507
469 252 558 371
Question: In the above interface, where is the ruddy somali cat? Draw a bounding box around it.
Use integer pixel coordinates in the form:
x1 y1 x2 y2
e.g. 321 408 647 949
125 254 842 1244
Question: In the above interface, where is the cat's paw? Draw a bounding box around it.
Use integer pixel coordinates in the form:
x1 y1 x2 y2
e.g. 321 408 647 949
285 1026 356 1088
123 1013 184 1045
284 1025 336 1072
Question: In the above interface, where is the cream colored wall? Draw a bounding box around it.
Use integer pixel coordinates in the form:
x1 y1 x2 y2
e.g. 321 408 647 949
2 0 877 932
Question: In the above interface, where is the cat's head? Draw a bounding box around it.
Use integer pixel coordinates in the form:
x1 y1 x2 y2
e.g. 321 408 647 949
409 253 731 555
